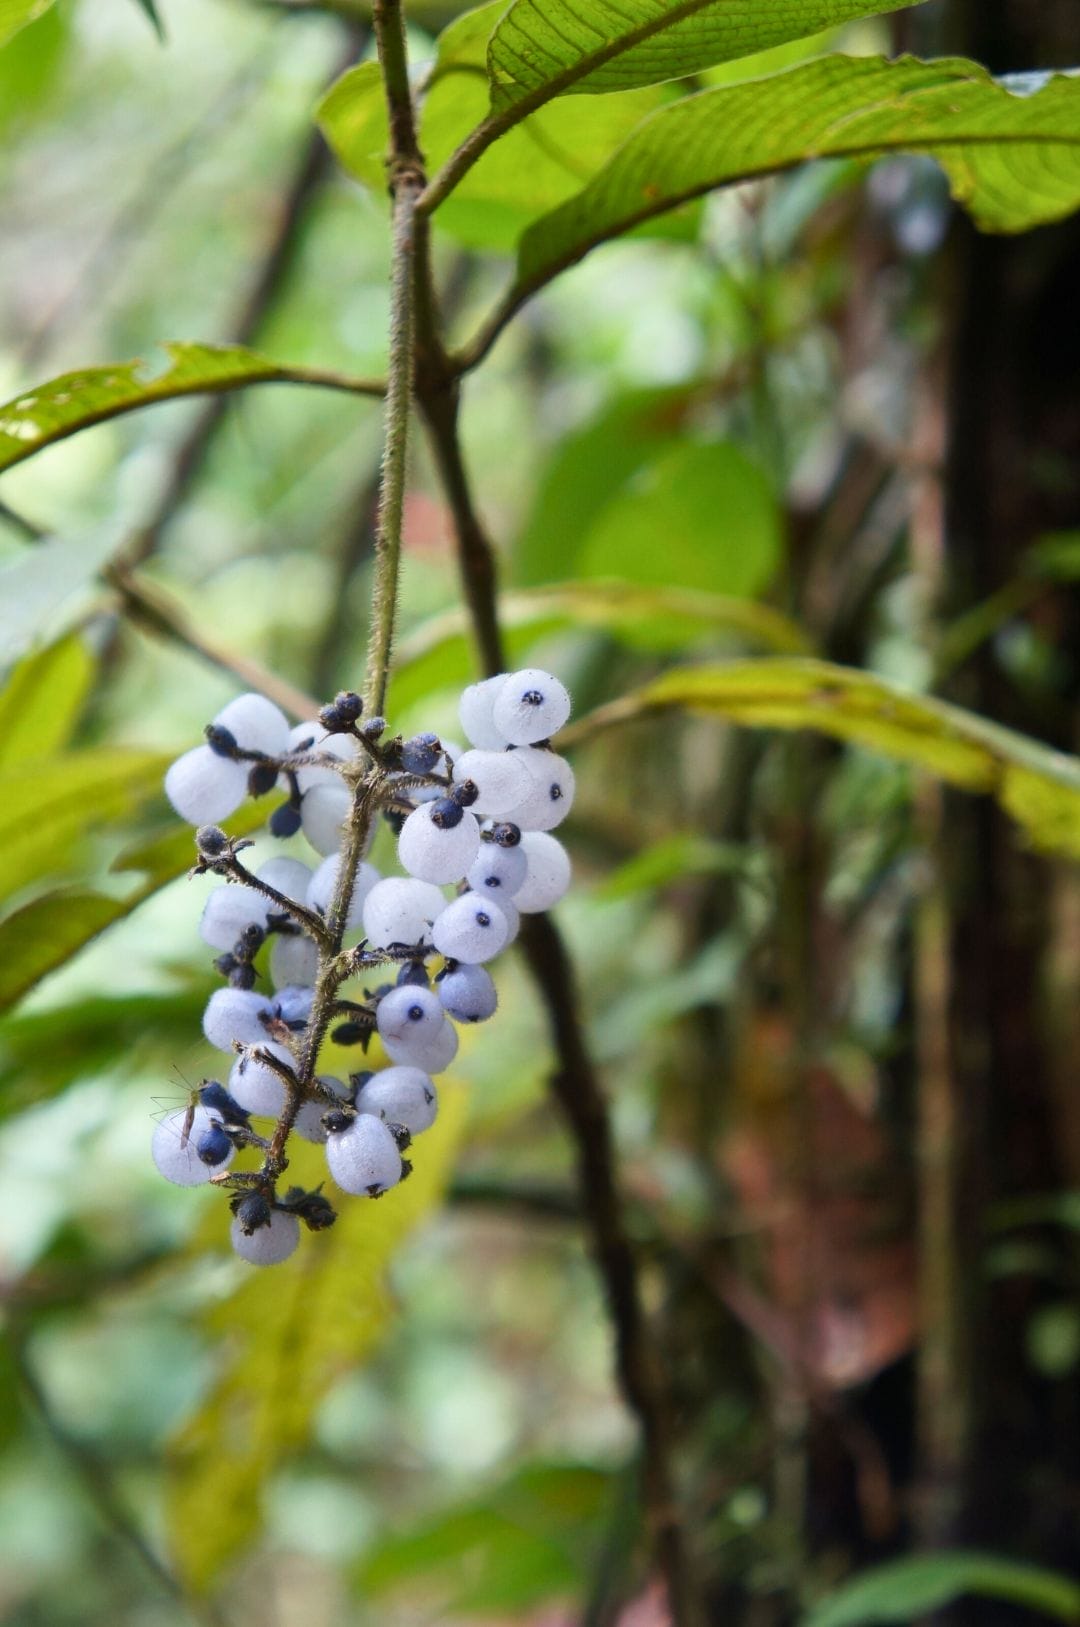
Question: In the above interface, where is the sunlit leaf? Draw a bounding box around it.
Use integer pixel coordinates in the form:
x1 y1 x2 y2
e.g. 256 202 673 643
167 1082 469 1592
564 658 1080 860
0 0 55 49
485 0 925 108
389 581 810 716
0 750 171 902
803 1551 1080 1627
0 342 379 475
512 57 1080 309
317 7 679 252
0 632 94 769
0 0 66 129
0 890 130 1013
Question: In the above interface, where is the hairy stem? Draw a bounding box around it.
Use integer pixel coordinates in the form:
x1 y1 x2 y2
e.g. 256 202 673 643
363 0 426 718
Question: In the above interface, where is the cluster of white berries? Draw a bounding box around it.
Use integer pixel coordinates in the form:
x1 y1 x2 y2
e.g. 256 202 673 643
152 669 574 1265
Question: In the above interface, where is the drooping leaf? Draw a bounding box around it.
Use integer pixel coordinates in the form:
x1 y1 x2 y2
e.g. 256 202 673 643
802 1551 1080 1627
0 632 94 769
0 0 66 130
0 890 130 1013
0 0 55 49
563 658 1080 861
0 749 171 902
484 0 925 110
0 342 379 475
0 802 272 1019
511 56 1080 309
0 989 207 1115
167 1082 468 1592
389 581 810 716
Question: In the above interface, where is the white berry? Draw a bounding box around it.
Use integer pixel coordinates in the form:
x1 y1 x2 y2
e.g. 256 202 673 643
513 832 572 912
362 877 446 949
199 884 269 951
215 692 290 757
503 746 574 832
431 894 509 964
452 749 532 817
227 1042 295 1117
202 988 273 1052
491 668 571 745
306 854 378 927
459 675 510 750
356 1066 437 1133
165 746 248 825
438 963 497 1022
230 1209 300 1265
326 1114 403 1196
467 842 527 900
152 1105 233 1185
398 803 480 884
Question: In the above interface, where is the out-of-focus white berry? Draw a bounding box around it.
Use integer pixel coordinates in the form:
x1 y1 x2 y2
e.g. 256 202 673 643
258 857 314 906
230 1208 300 1265
199 884 269 951
431 894 509 964
301 782 352 855
513 832 571 912
165 746 248 825
459 675 510 750
497 896 520 945
306 855 378 927
203 988 273 1052
228 1042 295 1117
384 1016 458 1072
398 804 480 884
326 1114 403 1196
492 669 571 745
273 986 315 1027
215 693 291 758
270 932 319 989
502 747 574 832
452 749 532 817
356 1067 437 1134
376 985 443 1048
411 740 463 803
467 842 527 900
152 1105 233 1185
294 1076 349 1143
362 877 446 949
439 963 497 1022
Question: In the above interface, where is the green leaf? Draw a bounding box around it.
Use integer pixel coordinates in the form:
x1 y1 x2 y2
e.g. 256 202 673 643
0 0 55 49
515 386 693 585
389 581 810 715
0 632 94 769
596 833 760 899
0 989 206 1114
0 749 171 903
0 342 376 475
802 1551 1080 1627
167 1082 469 1592
0 890 130 1013
513 56 1080 306
485 0 924 108
317 10 677 252
564 658 1080 862
0 0 66 131
0 803 272 1019
358 1463 612 1613
579 440 782 599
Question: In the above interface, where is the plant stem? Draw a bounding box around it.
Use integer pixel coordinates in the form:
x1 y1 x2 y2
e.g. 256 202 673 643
363 0 425 718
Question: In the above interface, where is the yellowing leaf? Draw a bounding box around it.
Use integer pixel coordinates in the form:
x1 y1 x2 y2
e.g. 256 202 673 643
167 1081 469 1592
0 632 94 769
565 658 1080 860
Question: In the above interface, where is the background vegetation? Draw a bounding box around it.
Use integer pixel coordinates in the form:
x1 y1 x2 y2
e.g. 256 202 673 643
1 1 1079 1624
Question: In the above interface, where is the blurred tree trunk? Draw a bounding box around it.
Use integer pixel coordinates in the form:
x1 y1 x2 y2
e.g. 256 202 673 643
927 0 1080 1585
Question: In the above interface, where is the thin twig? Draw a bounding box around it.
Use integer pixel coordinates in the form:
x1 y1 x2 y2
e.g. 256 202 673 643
13 1336 230 1627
